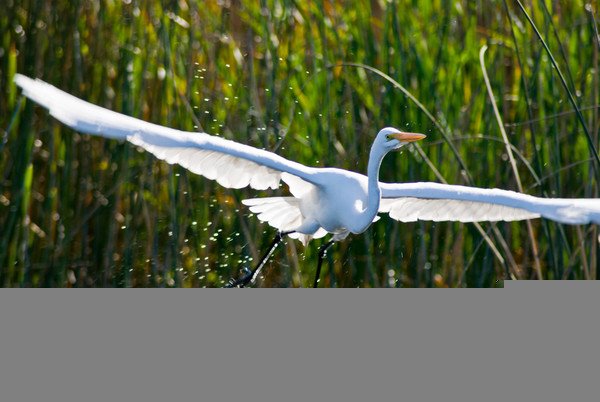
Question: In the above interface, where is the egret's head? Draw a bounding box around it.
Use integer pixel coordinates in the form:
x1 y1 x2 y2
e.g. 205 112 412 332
376 127 426 151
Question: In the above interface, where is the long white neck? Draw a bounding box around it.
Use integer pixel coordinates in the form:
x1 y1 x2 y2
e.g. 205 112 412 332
353 144 386 233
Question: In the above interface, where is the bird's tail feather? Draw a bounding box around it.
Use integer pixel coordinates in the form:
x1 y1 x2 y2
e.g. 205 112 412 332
242 197 326 245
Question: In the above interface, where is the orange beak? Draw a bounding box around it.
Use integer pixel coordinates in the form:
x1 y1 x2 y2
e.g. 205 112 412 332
389 132 427 142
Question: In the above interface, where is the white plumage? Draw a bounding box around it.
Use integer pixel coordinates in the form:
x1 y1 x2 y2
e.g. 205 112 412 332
379 197 540 223
379 182 600 225
14 74 600 249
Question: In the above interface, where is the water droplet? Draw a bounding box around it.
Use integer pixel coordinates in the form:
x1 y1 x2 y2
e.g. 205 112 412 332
157 67 166 80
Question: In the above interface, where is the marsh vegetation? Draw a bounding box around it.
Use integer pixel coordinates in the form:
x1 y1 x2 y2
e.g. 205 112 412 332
1 1 599 287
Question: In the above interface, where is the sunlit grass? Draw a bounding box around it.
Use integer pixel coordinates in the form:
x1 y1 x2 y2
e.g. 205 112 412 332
1 0 598 287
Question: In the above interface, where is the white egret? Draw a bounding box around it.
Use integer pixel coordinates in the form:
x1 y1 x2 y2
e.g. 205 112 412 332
14 74 600 287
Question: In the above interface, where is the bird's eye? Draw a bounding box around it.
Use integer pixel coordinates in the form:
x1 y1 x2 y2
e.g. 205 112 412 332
386 134 392 140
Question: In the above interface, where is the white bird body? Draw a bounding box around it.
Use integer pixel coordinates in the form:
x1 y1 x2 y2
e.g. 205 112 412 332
14 74 600 248
242 168 376 243
299 170 370 235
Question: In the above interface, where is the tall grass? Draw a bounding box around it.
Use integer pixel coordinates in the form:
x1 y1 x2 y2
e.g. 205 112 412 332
1 0 598 287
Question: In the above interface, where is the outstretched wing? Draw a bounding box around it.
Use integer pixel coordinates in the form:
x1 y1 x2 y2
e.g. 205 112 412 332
14 74 319 190
379 182 600 225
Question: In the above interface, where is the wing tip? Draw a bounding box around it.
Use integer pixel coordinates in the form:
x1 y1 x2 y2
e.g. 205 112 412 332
14 73 35 94
14 74 47 92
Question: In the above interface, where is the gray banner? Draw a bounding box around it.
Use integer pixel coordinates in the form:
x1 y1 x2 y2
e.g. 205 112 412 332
0 285 598 402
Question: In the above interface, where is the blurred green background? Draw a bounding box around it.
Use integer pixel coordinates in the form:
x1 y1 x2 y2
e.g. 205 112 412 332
1 0 599 287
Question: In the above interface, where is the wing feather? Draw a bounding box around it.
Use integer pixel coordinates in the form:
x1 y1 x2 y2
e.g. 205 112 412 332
15 74 318 191
380 182 600 225
380 197 540 223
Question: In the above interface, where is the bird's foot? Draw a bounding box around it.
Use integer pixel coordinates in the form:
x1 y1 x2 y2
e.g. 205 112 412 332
224 267 254 288
223 230 294 288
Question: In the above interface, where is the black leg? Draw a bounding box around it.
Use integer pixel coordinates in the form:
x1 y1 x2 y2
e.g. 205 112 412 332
224 231 294 288
313 240 335 288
